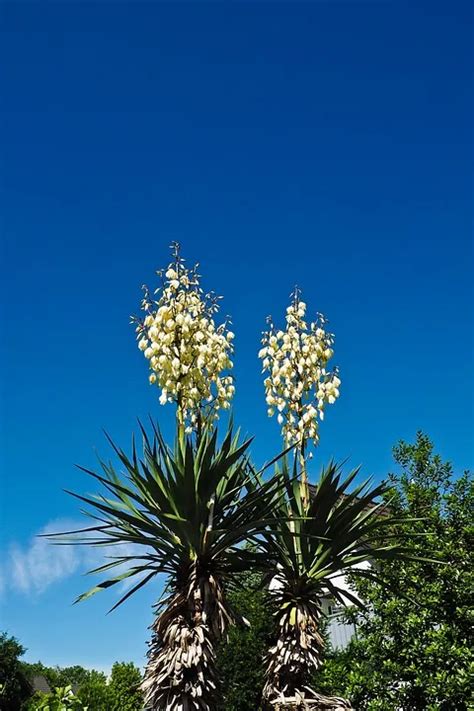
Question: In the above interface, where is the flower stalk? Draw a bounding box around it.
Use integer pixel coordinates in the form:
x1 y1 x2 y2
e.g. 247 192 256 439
133 242 235 432
259 287 340 508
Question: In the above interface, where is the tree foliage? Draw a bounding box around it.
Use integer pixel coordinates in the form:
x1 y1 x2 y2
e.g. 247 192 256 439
18 659 143 711
75 673 109 711
0 632 31 711
21 663 107 693
27 685 86 711
216 572 276 711
107 662 143 711
315 432 473 710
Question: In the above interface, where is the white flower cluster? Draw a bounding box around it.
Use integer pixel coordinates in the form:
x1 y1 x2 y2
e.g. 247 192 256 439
259 292 340 448
135 244 235 429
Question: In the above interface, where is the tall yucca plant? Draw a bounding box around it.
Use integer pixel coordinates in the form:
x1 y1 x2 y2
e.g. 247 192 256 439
256 293 427 709
256 459 424 710
47 423 284 710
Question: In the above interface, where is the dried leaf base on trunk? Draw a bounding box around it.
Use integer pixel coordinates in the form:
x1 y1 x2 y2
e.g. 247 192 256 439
262 602 353 711
142 614 217 710
265 687 354 710
142 574 230 711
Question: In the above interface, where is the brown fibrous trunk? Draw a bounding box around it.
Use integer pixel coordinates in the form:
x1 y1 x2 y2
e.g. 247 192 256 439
142 567 232 710
262 602 353 711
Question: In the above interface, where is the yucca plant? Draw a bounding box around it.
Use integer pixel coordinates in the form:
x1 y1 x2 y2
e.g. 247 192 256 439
255 291 430 709
255 459 425 710
47 422 285 710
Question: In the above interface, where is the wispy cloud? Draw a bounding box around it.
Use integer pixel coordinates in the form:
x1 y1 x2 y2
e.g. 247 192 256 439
9 519 81 595
2 519 141 598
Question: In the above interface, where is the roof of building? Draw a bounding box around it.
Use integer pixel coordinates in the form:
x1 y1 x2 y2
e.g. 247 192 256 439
30 675 52 694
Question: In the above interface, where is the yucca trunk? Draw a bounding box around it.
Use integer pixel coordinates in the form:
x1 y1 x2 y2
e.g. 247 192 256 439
142 562 231 710
262 599 352 711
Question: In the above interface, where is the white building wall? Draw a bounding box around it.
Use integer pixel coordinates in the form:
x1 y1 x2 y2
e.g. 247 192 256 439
327 610 357 650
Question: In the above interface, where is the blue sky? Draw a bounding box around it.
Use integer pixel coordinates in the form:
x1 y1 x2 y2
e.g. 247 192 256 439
1 1 472 671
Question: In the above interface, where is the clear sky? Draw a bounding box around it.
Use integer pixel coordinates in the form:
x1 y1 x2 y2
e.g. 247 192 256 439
1 1 472 671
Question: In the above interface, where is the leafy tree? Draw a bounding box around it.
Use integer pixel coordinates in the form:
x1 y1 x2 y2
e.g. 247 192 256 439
108 663 143 711
0 632 31 711
22 664 106 694
22 664 108 710
316 432 473 710
75 673 109 711
22 692 46 711
26 685 86 711
217 572 275 711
